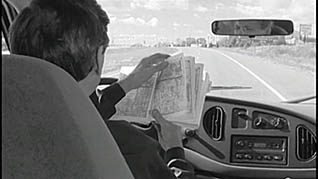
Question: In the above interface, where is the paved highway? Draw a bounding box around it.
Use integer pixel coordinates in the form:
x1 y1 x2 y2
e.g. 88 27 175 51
178 47 316 103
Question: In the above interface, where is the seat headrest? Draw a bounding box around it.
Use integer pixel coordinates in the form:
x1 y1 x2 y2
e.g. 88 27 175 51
2 54 134 179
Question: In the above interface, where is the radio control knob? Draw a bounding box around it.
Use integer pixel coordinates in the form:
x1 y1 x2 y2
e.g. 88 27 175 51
247 142 253 148
273 155 283 161
254 117 268 128
244 154 253 160
256 155 263 160
264 155 272 160
272 118 286 129
235 153 244 159
235 140 245 148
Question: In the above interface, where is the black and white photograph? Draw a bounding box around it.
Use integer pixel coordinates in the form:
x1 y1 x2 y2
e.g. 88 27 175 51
2 0 316 178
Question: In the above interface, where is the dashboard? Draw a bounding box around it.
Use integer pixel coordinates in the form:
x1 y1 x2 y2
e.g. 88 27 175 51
98 78 316 178
183 96 316 179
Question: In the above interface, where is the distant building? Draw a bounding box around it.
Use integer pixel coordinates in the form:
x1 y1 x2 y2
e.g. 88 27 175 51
154 42 173 47
298 24 316 43
109 34 167 47
298 24 316 38
207 34 223 47
185 37 196 46
174 38 186 47
196 37 207 47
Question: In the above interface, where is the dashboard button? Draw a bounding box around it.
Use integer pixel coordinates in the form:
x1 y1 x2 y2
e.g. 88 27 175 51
264 155 272 160
256 155 263 160
272 117 287 129
247 142 253 148
235 140 245 148
273 155 283 161
254 117 269 128
244 154 253 160
235 153 244 159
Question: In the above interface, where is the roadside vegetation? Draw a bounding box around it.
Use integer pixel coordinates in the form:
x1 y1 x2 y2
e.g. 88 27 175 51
223 43 316 72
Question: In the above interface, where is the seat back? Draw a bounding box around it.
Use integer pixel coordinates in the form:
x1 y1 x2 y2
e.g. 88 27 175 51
2 54 134 179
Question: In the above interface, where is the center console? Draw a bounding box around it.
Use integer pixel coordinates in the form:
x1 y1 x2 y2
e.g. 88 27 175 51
231 135 288 165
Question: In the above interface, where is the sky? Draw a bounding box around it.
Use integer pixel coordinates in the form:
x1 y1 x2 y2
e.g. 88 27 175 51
97 0 316 42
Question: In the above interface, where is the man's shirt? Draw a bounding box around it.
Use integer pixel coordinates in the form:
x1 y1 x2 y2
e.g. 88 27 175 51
90 83 195 179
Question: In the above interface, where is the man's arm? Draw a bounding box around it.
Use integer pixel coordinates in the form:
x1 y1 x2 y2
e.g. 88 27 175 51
116 53 169 93
91 53 169 120
151 110 196 178
90 83 126 120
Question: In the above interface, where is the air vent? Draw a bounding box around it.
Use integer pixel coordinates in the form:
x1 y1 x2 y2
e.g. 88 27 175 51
203 106 225 141
296 125 316 161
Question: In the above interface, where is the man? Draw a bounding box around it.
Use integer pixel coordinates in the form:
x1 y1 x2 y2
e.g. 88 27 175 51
9 0 194 178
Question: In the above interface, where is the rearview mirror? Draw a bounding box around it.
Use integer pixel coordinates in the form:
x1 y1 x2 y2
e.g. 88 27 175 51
211 19 294 36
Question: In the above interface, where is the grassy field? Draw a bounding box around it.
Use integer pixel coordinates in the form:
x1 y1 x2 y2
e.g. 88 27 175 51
102 47 178 76
222 43 316 72
102 44 316 77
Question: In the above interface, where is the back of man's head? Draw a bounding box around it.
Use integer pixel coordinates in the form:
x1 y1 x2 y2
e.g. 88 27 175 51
9 0 109 81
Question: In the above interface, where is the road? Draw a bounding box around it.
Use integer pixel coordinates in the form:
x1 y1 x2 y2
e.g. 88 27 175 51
178 47 316 103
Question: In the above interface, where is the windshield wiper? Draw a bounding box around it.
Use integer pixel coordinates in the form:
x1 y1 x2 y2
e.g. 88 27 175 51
284 95 316 104
209 85 252 91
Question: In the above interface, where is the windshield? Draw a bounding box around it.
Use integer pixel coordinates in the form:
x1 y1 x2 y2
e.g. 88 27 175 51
4 0 315 103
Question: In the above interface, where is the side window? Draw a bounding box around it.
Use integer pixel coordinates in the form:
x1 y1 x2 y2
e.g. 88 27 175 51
2 0 19 55
2 36 10 54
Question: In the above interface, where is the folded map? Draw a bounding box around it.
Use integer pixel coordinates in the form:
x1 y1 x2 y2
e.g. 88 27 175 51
112 53 210 126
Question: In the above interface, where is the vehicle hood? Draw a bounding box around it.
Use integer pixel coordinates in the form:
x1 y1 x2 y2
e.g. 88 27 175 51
273 102 316 123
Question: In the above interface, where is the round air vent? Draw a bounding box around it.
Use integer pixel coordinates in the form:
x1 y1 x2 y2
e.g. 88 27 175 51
203 106 225 141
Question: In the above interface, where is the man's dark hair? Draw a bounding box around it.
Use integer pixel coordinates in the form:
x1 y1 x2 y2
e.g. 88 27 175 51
9 0 109 81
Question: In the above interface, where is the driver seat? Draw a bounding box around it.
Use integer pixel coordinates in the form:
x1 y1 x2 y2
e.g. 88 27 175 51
2 54 134 179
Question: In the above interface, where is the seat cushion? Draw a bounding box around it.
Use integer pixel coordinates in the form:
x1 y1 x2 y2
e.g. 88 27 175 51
2 54 134 179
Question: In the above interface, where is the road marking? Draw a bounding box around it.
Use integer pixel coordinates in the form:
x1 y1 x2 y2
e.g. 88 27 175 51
213 50 287 101
171 50 183 56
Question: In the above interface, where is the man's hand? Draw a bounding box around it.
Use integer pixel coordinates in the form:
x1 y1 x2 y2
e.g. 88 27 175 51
151 109 183 151
118 53 169 93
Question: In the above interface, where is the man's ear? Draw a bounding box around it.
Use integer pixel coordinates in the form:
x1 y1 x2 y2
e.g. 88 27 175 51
96 46 105 75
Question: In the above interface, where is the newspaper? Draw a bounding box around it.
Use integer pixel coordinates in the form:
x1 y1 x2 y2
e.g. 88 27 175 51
112 53 210 125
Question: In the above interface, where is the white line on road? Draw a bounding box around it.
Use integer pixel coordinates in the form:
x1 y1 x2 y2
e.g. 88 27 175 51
213 50 287 101
171 50 183 56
